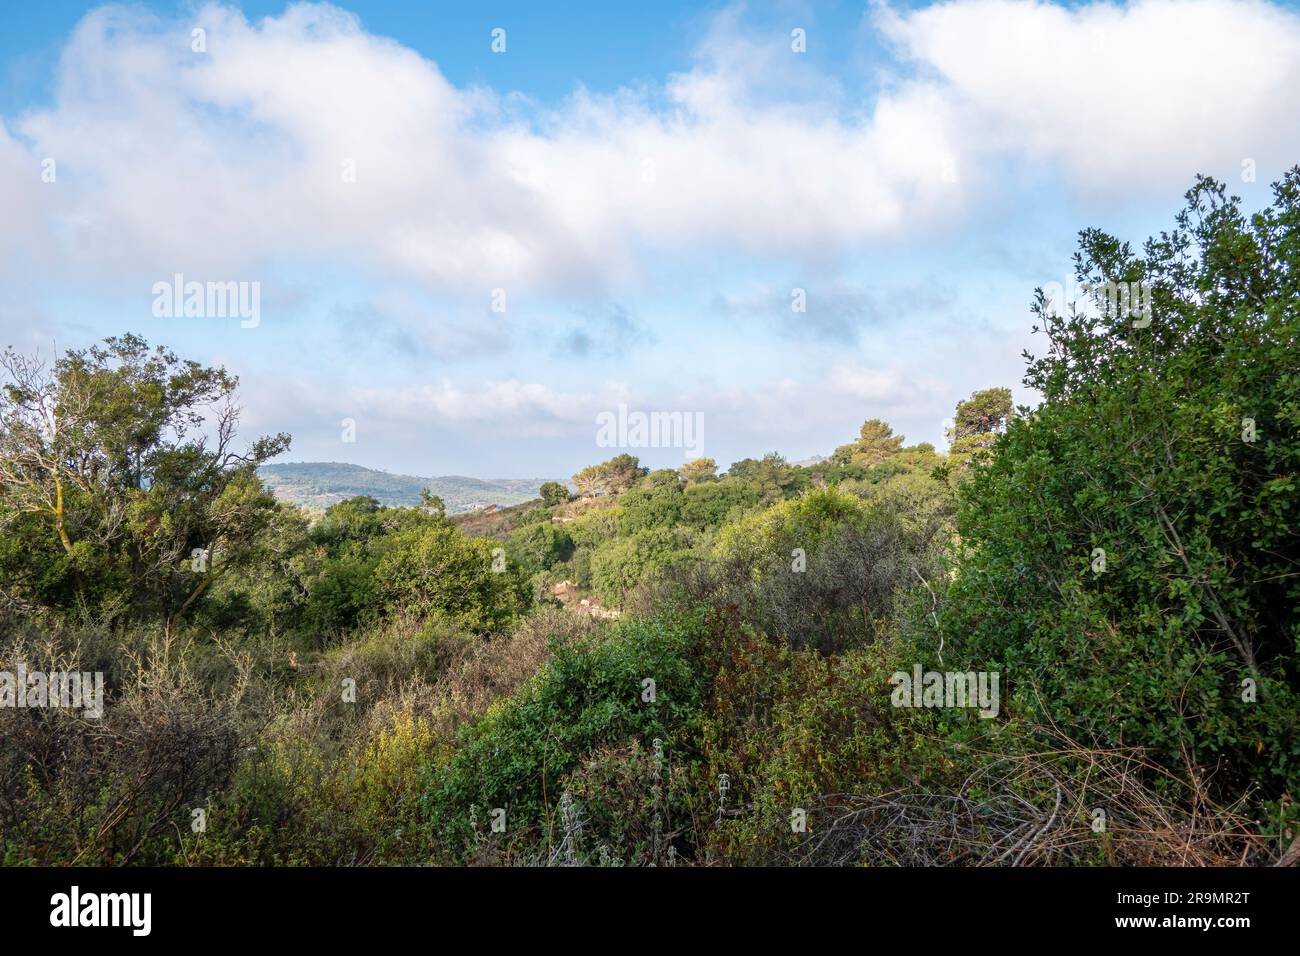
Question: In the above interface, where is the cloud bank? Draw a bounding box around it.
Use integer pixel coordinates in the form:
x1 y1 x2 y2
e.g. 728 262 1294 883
4 0 1296 298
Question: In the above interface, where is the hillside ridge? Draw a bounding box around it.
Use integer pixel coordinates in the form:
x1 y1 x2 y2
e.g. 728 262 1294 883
259 461 560 512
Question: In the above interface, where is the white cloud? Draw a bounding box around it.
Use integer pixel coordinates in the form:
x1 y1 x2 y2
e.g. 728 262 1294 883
878 0 1300 191
243 357 946 460
3 0 1297 304
826 362 938 405
2 1 965 297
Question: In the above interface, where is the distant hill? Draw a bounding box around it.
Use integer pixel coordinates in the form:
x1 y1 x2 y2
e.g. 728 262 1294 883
259 462 559 513
792 454 828 467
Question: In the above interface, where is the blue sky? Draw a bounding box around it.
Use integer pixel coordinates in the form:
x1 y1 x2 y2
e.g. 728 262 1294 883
2 0 1299 477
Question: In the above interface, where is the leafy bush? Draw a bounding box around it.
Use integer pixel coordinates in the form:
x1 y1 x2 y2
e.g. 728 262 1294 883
376 523 529 634
507 521 574 574
933 173 1300 795
421 610 708 861
590 526 700 607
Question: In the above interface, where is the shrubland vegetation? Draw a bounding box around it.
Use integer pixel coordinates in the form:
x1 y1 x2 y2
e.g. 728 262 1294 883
2 173 1297 866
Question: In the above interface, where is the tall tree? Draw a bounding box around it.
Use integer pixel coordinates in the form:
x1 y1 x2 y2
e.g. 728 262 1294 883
949 387 1013 451
833 419 905 467
726 452 793 503
0 335 290 627
572 453 647 497
538 481 570 507
679 457 718 483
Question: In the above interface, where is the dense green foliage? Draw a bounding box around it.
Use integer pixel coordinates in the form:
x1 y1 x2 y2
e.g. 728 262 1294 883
0 335 289 627
935 173 1300 792
424 610 709 855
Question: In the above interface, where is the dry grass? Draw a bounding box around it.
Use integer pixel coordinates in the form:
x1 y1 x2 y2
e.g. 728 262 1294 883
790 733 1274 867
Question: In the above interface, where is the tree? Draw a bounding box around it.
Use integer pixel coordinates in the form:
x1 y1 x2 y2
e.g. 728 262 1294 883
948 388 1013 451
679 457 718 483
539 481 570 507
508 521 574 574
419 489 447 517
590 526 698 607
679 479 761 529
726 452 794 503
376 523 527 633
0 335 290 627
311 495 384 551
618 469 685 534
833 419 905 468
572 453 647 497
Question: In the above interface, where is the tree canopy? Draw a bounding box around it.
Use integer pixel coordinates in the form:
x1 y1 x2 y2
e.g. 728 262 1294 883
0 334 289 627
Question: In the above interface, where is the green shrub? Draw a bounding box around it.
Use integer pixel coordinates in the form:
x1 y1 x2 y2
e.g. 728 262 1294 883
421 610 708 860
590 526 700 607
507 521 574 575
932 172 1300 796
376 524 528 634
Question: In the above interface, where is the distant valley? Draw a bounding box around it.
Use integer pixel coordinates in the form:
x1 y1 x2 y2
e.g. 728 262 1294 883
259 461 559 513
